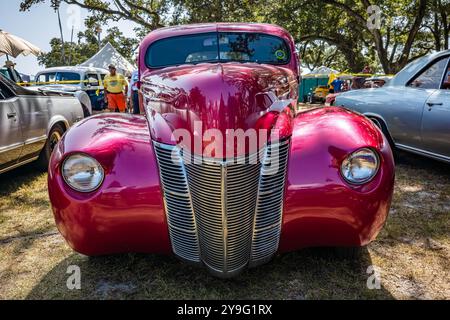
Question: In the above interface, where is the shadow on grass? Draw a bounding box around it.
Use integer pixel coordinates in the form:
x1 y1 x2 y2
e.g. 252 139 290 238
27 247 394 300
0 162 44 196
395 150 450 176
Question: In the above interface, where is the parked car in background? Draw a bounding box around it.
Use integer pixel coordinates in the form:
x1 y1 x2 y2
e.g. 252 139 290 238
307 85 329 103
0 66 22 83
336 49 450 163
325 75 391 106
0 74 84 174
48 23 394 278
33 66 109 113
362 76 391 88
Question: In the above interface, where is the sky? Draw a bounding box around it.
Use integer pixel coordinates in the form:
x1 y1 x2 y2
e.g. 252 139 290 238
0 0 138 75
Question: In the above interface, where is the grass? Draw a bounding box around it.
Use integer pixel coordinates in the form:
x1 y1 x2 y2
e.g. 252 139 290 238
0 151 449 300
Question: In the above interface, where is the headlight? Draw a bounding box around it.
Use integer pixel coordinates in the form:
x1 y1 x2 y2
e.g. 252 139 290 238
341 148 379 184
62 154 104 192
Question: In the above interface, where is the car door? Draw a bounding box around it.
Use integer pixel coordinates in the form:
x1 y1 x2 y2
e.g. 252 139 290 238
84 73 101 110
15 90 48 160
393 56 449 149
0 79 24 172
420 58 450 158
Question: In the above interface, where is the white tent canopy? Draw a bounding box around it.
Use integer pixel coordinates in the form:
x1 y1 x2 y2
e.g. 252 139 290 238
308 66 339 75
79 42 135 75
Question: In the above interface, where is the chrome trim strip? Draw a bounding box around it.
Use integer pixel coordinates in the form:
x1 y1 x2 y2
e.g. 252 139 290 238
24 135 47 145
0 156 39 174
396 143 450 163
221 164 228 273
0 142 23 154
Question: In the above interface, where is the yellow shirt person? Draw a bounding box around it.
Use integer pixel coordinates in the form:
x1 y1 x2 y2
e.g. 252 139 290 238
104 73 128 93
104 65 129 112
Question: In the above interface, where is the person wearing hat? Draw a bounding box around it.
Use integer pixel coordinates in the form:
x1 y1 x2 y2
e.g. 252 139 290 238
103 64 129 113
3 61 22 83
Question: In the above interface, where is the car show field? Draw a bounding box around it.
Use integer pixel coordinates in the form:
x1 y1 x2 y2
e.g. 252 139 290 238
1 2 449 305
0 122 448 300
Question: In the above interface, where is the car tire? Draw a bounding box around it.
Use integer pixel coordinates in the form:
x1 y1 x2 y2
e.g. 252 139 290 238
36 124 65 171
81 103 91 117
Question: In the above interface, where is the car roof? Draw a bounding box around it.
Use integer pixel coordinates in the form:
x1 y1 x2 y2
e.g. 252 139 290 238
389 49 450 86
36 66 109 75
141 23 294 49
148 22 290 36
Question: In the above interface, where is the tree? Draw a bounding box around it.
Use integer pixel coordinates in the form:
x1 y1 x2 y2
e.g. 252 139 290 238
20 0 170 32
37 26 139 67
20 0 449 73
424 0 450 51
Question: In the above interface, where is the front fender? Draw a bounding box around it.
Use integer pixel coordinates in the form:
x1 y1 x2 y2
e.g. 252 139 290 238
74 91 93 116
48 113 171 256
279 107 395 251
47 115 70 134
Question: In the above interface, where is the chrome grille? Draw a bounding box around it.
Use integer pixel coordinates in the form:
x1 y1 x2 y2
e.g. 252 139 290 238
153 143 200 263
153 139 290 277
250 139 290 266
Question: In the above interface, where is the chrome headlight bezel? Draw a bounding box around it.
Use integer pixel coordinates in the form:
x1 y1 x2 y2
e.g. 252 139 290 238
61 154 105 193
340 148 380 185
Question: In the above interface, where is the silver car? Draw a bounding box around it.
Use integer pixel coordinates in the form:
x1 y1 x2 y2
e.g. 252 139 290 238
34 66 108 112
0 74 84 174
336 49 450 163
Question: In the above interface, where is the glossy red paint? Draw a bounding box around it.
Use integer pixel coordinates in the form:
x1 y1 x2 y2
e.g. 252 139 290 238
141 63 298 156
138 23 299 157
48 114 171 256
280 107 395 251
48 23 395 268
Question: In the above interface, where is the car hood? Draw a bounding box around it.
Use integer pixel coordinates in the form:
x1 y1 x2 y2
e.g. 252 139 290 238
29 84 80 93
24 86 75 97
335 88 393 109
141 62 297 157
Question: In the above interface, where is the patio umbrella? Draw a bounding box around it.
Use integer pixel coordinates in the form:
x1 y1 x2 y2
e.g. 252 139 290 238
0 29 42 59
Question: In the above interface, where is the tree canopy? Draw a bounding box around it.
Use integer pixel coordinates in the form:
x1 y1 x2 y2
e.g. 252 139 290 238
20 0 450 73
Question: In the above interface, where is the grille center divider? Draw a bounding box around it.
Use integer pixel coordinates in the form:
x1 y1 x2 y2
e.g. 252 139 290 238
154 139 290 278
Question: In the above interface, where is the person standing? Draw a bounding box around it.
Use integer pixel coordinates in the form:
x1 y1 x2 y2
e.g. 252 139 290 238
4 61 23 83
104 64 129 113
331 77 343 93
128 69 140 114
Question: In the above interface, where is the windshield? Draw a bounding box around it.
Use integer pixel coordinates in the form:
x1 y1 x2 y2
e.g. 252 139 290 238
0 69 10 79
35 72 81 85
146 32 290 68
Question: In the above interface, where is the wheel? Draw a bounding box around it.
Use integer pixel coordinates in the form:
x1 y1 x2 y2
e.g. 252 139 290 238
37 124 64 171
81 103 91 117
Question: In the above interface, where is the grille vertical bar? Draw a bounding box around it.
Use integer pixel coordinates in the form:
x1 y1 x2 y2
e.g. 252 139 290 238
153 143 200 263
250 139 290 266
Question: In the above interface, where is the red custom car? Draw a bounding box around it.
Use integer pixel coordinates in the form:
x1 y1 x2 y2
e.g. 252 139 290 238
48 23 395 278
